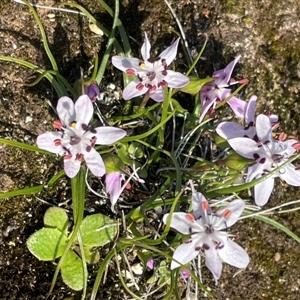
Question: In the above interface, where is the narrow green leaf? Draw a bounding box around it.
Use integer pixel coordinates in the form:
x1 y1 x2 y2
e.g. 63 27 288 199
79 214 118 247
44 207 69 235
0 185 44 199
61 250 84 291
27 228 68 261
0 138 52 155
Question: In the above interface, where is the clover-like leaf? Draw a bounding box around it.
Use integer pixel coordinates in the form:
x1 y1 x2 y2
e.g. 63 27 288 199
61 250 84 291
79 214 118 247
27 228 68 261
44 207 69 234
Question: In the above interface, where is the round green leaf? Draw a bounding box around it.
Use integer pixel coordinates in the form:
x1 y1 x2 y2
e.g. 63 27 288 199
61 250 84 291
44 207 69 234
79 214 118 247
27 228 68 261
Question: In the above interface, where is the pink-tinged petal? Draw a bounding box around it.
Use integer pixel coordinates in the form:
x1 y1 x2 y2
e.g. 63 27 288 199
122 80 148 100
75 95 93 126
254 177 274 206
192 192 211 219
204 243 223 280
84 148 106 177
199 97 215 123
64 158 81 178
245 95 257 124
218 239 249 269
57 96 75 125
279 164 300 186
93 126 126 145
216 122 247 140
283 139 298 156
216 200 245 228
37 132 64 155
269 114 278 123
159 38 180 66
170 238 200 269
163 212 199 235
213 55 241 86
227 97 247 119
149 88 164 102
106 172 123 207
256 114 272 143
164 70 189 88
141 32 151 61
228 138 262 159
112 56 142 73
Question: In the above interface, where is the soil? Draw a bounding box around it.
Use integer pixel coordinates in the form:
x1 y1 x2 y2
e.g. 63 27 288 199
1 0 300 299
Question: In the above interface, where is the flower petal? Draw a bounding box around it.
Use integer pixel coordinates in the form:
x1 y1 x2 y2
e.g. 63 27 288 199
149 88 164 102
256 114 272 143
75 94 93 126
163 212 197 235
192 192 211 219
64 158 81 178
159 38 180 66
279 164 300 186
205 243 223 280
112 56 142 73
164 70 189 88
213 55 241 86
245 95 257 124
57 96 75 125
84 148 106 177
228 138 262 159
141 32 151 61
123 80 148 100
218 239 249 269
170 238 200 269
216 200 245 228
106 172 124 207
199 97 214 123
93 126 126 145
216 122 248 140
37 132 64 155
254 177 274 206
227 97 247 119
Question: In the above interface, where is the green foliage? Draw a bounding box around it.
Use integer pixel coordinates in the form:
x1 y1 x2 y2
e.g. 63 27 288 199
79 214 118 247
27 228 68 261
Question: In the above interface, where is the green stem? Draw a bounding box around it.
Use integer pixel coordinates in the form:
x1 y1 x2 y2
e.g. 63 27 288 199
95 0 119 84
47 168 86 296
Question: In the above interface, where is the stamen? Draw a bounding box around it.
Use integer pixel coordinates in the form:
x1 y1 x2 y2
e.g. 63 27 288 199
53 120 63 130
158 80 168 88
136 83 145 91
222 209 231 219
75 153 83 161
70 121 77 128
292 142 300 150
201 201 209 212
126 68 136 76
64 153 72 160
54 139 62 146
185 213 195 222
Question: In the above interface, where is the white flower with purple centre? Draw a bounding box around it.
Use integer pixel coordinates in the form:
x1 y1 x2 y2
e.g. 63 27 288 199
112 32 189 102
37 95 126 178
163 192 249 280
227 114 300 206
